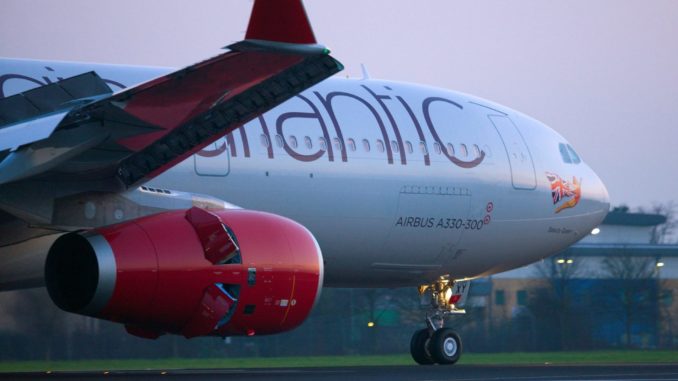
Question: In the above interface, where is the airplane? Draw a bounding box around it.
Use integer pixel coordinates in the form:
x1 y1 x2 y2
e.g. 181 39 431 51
0 0 609 365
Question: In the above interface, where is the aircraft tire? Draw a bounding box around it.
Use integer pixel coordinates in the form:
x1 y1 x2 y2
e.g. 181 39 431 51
430 328 462 365
410 328 435 365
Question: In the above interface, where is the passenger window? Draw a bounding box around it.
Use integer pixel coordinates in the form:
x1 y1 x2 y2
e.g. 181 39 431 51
304 136 312 149
376 139 385 153
260 134 270 148
419 141 428 155
567 144 581 164
433 142 441 155
391 141 399 154
319 137 327 150
333 137 342 151
446 143 455 156
347 138 356 152
559 143 572 163
405 141 413 154
362 139 370 152
460 144 468 157
288 135 298 149
275 134 284 148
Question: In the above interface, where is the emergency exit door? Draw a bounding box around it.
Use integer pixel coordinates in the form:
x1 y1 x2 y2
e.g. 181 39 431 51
194 138 230 176
489 115 536 190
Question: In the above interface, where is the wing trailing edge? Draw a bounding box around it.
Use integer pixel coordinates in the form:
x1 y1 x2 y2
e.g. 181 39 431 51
0 0 342 190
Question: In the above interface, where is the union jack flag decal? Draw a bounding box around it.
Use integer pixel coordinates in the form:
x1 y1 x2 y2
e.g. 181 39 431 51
545 172 582 213
546 172 573 204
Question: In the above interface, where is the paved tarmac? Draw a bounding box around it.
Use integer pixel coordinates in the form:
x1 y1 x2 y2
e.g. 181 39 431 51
2 364 678 381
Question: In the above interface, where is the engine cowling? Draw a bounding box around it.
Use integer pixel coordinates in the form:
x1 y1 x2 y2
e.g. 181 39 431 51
45 207 323 339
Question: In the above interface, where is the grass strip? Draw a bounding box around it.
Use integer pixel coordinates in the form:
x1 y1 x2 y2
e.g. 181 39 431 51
1 351 676 372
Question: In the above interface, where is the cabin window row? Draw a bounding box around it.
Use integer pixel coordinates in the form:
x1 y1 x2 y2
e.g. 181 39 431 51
260 134 483 159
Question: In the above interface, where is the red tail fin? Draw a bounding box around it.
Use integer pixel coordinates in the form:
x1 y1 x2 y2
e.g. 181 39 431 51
245 0 316 44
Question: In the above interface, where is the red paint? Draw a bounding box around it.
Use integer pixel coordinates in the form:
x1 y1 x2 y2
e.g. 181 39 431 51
117 51 304 152
246 0 316 44
93 208 322 339
449 294 462 305
185 207 239 265
182 284 235 338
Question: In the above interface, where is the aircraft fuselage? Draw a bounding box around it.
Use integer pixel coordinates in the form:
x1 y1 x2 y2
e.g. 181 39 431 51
0 59 610 287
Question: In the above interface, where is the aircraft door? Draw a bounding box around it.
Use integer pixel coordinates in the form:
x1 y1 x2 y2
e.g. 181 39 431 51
489 115 536 190
382 186 472 266
194 138 230 176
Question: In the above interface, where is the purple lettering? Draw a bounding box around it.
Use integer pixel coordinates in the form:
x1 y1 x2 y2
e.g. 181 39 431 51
238 127 250 158
226 133 237 157
315 91 391 164
196 141 227 157
276 94 333 162
103 79 126 91
361 85 406 165
0 74 45 98
395 95 431 166
422 97 485 169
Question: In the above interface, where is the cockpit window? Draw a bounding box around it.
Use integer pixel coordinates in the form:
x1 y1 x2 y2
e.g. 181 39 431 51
559 143 572 163
567 144 581 164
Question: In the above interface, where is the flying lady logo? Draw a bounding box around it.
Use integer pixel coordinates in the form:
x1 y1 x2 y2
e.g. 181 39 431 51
546 172 581 213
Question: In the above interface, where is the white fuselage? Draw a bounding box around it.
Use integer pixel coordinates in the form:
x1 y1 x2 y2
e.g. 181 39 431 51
0 59 610 287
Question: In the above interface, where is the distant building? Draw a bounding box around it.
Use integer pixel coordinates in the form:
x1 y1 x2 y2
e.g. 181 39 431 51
469 208 678 349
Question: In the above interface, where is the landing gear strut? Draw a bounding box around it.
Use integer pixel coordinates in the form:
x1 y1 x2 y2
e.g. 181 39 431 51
410 277 468 365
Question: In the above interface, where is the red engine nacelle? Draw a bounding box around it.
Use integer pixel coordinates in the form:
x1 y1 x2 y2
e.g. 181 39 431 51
45 207 323 339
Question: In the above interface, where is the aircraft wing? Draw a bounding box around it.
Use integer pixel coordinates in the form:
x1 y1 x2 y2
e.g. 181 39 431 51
0 0 342 190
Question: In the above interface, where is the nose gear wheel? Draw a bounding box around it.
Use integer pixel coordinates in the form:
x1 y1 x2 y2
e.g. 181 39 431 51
409 277 466 365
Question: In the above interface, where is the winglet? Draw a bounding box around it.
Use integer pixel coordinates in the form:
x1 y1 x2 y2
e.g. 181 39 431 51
245 0 316 44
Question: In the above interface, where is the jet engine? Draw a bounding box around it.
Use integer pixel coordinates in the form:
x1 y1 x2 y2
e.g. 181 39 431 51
44 207 323 339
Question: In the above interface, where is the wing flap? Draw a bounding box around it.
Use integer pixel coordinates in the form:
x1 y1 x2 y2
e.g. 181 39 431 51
0 111 69 152
0 122 106 184
116 51 341 187
102 50 306 151
0 93 40 125
0 72 111 126
0 0 343 191
0 72 113 153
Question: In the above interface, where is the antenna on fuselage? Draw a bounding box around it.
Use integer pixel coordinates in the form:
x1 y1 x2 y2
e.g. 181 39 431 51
360 63 371 80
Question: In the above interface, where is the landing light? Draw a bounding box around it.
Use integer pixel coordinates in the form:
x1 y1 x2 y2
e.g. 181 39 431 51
657 262 665 268
591 227 601 235
566 259 574 264
556 259 565 264
444 287 453 302
367 321 375 328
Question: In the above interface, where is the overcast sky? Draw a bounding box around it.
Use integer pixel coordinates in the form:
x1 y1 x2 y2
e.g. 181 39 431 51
1 0 676 210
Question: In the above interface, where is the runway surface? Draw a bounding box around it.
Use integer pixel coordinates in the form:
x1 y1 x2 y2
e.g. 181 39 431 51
2 364 678 381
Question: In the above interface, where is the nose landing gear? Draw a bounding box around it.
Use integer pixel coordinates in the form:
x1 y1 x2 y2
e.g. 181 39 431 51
410 277 468 365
